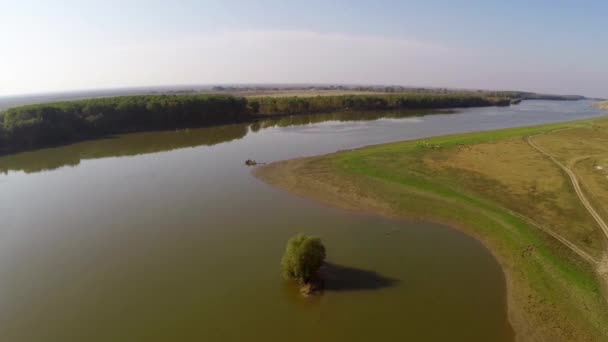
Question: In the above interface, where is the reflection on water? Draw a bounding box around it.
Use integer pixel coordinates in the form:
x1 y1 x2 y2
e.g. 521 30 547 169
0 109 450 174
250 109 454 131
0 124 249 174
1 100 603 175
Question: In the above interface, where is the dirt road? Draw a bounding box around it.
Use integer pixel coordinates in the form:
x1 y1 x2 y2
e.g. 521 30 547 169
528 132 608 290
527 133 608 242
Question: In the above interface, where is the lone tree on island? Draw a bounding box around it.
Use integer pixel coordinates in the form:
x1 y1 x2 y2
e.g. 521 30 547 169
281 234 326 286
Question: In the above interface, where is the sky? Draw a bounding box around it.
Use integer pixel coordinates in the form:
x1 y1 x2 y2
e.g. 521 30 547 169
0 0 606 97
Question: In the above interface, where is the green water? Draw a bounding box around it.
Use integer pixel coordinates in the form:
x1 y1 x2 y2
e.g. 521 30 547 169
1 101 603 341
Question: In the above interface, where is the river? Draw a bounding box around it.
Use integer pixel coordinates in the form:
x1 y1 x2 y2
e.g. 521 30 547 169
0 100 603 341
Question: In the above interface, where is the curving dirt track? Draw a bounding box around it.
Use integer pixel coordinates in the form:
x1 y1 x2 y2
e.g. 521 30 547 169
527 133 608 242
527 132 608 290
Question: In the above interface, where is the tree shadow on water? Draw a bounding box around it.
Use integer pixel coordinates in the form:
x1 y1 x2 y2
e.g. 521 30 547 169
320 262 399 292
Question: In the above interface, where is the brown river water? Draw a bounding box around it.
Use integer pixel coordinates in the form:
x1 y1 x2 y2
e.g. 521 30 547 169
0 100 603 341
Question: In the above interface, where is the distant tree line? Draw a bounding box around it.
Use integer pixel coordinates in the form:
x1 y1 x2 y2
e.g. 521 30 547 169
0 93 510 155
247 93 509 116
480 91 585 102
0 95 248 153
212 85 587 100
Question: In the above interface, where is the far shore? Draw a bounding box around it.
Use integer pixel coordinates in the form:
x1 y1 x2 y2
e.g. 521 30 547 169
593 101 608 110
0 92 511 157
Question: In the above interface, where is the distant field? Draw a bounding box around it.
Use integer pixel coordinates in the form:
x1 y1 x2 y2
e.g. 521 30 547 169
255 117 608 341
594 101 608 110
238 90 385 97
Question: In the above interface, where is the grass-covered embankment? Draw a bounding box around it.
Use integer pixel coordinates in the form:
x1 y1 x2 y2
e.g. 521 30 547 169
0 93 509 155
254 118 608 341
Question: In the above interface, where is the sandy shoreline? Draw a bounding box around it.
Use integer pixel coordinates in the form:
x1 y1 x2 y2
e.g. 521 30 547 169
253 158 528 340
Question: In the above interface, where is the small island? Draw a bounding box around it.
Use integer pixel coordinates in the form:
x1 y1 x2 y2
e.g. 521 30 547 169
281 233 326 296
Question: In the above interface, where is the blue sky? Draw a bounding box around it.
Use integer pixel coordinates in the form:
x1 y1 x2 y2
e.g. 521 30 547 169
1 0 606 97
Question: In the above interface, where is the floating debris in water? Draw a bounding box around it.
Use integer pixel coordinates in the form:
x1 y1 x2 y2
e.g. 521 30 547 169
245 159 266 166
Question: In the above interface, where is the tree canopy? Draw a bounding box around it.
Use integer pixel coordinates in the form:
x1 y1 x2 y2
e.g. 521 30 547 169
281 233 326 284
0 93 510 155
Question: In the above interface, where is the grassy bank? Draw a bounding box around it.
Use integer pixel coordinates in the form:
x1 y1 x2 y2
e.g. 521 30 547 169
254 118 608 341
0 93 508 155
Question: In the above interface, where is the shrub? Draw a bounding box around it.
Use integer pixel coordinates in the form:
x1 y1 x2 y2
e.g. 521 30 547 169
281 233 326 283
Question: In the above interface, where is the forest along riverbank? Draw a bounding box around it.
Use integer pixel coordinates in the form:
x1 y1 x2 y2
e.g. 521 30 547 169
0 93 513 155
254 116 608 341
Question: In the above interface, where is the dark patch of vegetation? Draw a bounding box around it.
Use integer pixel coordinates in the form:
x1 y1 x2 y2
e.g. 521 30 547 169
281 234 326 287
482 90 586 103
247 93 510 116
0 94 248 154
0 93 510 155
523 93 586 101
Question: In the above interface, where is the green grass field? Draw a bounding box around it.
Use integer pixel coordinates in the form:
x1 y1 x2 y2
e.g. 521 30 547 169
255 118 608 341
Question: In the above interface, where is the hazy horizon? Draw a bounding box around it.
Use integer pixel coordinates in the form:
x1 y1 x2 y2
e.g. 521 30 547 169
0 82 599 100
1 1 607 98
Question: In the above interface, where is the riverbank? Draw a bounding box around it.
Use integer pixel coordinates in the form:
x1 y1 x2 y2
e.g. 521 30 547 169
254 118 608 341
0 92 510 156
594 101 608 110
